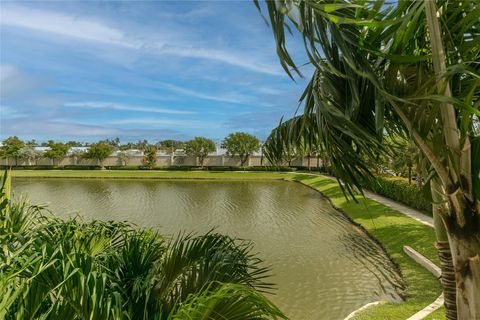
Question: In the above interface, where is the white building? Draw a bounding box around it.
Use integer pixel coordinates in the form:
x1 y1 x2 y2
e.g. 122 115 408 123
67 147 90 155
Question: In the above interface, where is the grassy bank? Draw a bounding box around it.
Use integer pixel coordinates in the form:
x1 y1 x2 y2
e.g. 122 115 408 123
12 170 443 319
10 169 292 180
291 174 443 320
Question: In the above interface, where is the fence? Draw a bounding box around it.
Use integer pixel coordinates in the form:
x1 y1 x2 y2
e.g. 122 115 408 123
0 155 323 168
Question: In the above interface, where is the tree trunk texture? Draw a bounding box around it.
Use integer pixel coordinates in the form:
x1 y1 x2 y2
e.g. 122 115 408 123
408 166 412 185
441 205 480 319
416 163 423 187
435 210 480 320
447 230 480 320
432 180 458 319
437 241 458 320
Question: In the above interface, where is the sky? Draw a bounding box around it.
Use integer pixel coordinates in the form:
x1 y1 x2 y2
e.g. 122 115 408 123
0 1 313 143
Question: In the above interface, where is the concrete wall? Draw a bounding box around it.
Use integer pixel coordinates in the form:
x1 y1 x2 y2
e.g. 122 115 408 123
0 155 323 168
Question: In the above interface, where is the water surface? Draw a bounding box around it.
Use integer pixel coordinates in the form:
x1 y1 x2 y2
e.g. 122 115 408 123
13 178 403 320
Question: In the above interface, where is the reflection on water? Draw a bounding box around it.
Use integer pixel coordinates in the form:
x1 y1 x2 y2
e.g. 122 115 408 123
13 178 404 320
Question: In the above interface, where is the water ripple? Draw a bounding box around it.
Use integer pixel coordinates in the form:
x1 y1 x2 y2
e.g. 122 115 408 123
13 178 404 320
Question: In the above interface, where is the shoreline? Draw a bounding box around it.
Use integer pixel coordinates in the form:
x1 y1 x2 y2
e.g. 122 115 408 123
9 170 443 319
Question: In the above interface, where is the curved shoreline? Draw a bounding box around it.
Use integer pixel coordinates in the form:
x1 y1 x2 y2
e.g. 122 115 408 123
294 175 443 319
9 170 444 319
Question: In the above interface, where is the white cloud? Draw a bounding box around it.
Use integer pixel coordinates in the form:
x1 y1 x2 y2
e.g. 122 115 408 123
0 5 282 76
1 117 191 141
1 119 120 138
160 46 282 76
0 105 25 119
1 5 138 48
64 101 196 115
0 64 47 98
108 118 219 129
155 82 253 104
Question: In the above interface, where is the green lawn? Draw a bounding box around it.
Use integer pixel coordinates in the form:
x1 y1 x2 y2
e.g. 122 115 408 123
11 170 444 319
290 174 443 320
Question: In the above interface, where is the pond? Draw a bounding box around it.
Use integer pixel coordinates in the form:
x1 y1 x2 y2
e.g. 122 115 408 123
13 178 404 320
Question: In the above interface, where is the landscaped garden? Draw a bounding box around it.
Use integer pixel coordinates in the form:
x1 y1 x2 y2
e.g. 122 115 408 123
1 0 479 319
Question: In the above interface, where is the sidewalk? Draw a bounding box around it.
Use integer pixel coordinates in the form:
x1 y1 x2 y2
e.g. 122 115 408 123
322 174 434 228
362 190 433 228
320 175 443 320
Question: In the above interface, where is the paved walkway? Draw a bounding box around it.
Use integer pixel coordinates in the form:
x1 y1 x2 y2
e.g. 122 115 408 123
362 190 434 227
322 175 434 227
319 175 443 320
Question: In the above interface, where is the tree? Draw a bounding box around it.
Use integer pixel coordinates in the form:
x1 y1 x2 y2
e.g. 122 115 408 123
99 137 121 148
184 137 215 169
44 141 69 166
68 148 86 165
135 139 149 151
221 132 260 166
0 136 25 165
257 0 480 318
117 150 135 166
18 146 42 166
25 139 38 147
84 142 113 169
157 140 185 154
157 140 185 165
388 137 421 185
66 140 84 147
142 146 157 168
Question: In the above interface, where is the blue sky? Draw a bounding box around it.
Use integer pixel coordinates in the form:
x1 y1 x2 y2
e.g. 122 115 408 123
0 1 312 143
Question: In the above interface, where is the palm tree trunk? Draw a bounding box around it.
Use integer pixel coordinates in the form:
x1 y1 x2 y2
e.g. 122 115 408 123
431 179 457 320
446 228 480 320
424 2 479 318
408 166 412 185
416 163 423 187
436 240 457 320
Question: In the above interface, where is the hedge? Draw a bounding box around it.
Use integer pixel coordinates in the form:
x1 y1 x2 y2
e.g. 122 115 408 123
361 175 432 215
4 165 297 172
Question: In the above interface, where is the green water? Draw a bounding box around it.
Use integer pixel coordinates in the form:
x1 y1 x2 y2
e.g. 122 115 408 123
13 178 403 320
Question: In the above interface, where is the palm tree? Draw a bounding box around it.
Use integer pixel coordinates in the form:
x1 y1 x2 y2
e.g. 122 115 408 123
256 0 479 318
389 137 421 185
0 171 286 319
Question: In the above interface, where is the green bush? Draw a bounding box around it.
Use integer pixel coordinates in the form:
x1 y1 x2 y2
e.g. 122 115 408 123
206 166 296 172
4 164 299 173
0 165 100 170
362 176 432 215
105 165 295 172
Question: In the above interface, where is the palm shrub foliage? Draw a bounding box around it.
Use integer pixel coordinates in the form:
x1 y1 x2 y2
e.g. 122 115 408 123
256 0 479 319
0 172 285 319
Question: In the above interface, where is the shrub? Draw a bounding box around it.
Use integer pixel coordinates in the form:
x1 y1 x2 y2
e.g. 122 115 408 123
0 165 100 170
361 175 432 215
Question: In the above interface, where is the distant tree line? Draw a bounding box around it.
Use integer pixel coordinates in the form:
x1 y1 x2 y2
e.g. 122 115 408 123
0 133 421 176
0 133 267 169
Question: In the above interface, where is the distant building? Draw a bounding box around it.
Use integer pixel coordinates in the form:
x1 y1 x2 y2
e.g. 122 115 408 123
215 144 227 156
34 146 51 153
113 149 144 156
67 147 90 155
213 144 263 156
